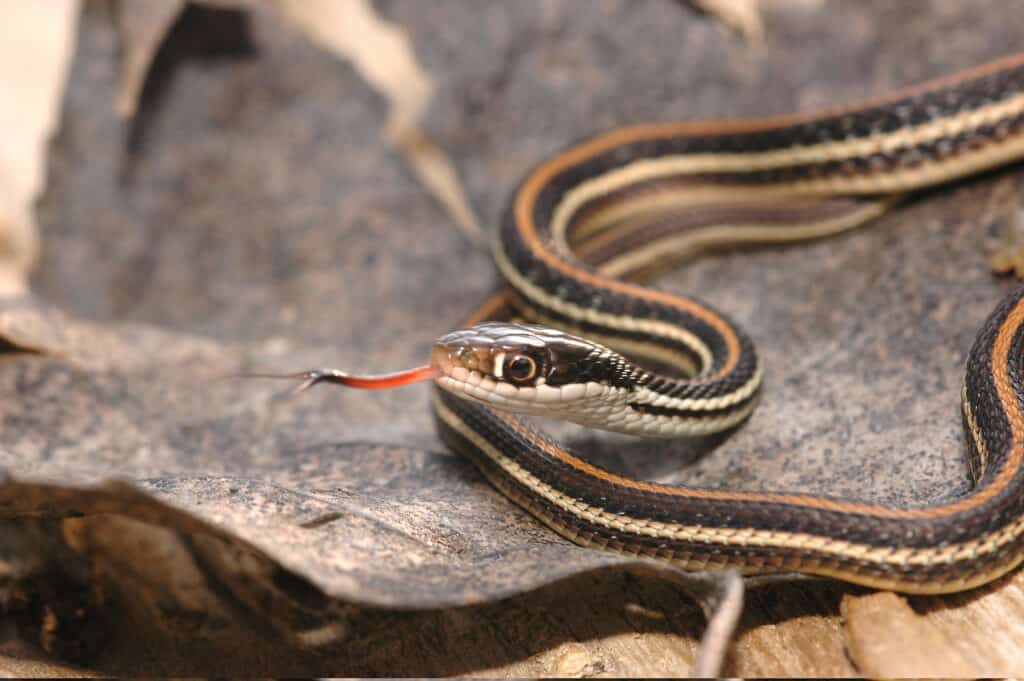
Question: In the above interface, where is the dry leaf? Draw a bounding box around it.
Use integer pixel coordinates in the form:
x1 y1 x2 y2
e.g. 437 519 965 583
115 0 264 116
114 0 187 118
275 0 483 243
394 129 485 246
275 0 431 143
113 0 483 244
0 0 80 295
691 0 764 41
841 591 982 677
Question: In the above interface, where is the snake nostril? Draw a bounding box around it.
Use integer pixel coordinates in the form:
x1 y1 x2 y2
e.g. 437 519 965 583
445 346 473 368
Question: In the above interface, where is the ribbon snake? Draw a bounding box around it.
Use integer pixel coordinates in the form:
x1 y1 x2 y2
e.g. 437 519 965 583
274 53 1024 594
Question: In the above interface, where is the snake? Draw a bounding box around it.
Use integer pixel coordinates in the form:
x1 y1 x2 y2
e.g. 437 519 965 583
263 53 1024 594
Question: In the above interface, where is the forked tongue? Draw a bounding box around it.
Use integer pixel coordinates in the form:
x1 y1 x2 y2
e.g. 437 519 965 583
244 366 437 396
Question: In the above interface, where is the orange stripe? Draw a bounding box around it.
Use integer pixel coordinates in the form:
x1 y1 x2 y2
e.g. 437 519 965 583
510 55 1024 382
507 293 1024 520
503 53 1024 522
513 170 743 380
527 52 1024 157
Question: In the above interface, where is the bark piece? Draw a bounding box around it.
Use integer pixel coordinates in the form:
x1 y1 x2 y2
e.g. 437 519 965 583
842 591 978 677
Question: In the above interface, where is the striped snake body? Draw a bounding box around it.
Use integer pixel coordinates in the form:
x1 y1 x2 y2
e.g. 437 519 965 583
430 54 1024 594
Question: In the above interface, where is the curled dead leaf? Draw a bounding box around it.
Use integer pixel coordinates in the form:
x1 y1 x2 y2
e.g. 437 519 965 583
0 0 80 295
690 0 764 41
113 0 483 244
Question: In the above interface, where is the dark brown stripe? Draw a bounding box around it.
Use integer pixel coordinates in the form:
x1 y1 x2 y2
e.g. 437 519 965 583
575 197 882 270
436 278 1024 549
626 394 756 420
435 385 1024 589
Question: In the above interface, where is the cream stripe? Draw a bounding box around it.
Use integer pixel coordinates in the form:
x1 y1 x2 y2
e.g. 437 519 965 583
437 377 757 437
595 200 891 279
495 238 763 413
632 363 761 412
512 298 702 378
433 392 1024 572
548 130 1024 252
962 381 989 482
561 190 805 251
548 92 1024 249
494 235 717 373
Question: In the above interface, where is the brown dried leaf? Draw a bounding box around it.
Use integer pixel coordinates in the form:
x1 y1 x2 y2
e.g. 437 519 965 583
0 0 79 295
841 591 979 677
275 0 431 142
114 0 482 244
690 0 764 41
114 0 187 118
115 0 265 117
394 129 486 246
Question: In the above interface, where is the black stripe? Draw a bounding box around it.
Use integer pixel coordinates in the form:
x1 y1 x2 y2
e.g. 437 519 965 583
626 395 755 420
435 286 1024 550
505 288 759 401
530 61 1024 221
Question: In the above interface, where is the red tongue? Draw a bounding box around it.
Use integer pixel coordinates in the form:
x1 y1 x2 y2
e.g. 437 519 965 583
244 366 438 394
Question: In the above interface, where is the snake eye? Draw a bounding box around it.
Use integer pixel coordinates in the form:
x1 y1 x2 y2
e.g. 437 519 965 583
504 354 537 383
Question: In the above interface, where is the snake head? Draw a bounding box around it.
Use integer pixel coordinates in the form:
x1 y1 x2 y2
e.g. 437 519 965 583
430 321 635 421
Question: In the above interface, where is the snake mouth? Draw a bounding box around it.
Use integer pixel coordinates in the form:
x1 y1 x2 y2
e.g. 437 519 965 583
430 339 499 380
429 342 527 407
429 327 622 419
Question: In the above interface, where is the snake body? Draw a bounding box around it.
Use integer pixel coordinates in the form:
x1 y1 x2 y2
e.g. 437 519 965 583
430 54 1024 594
